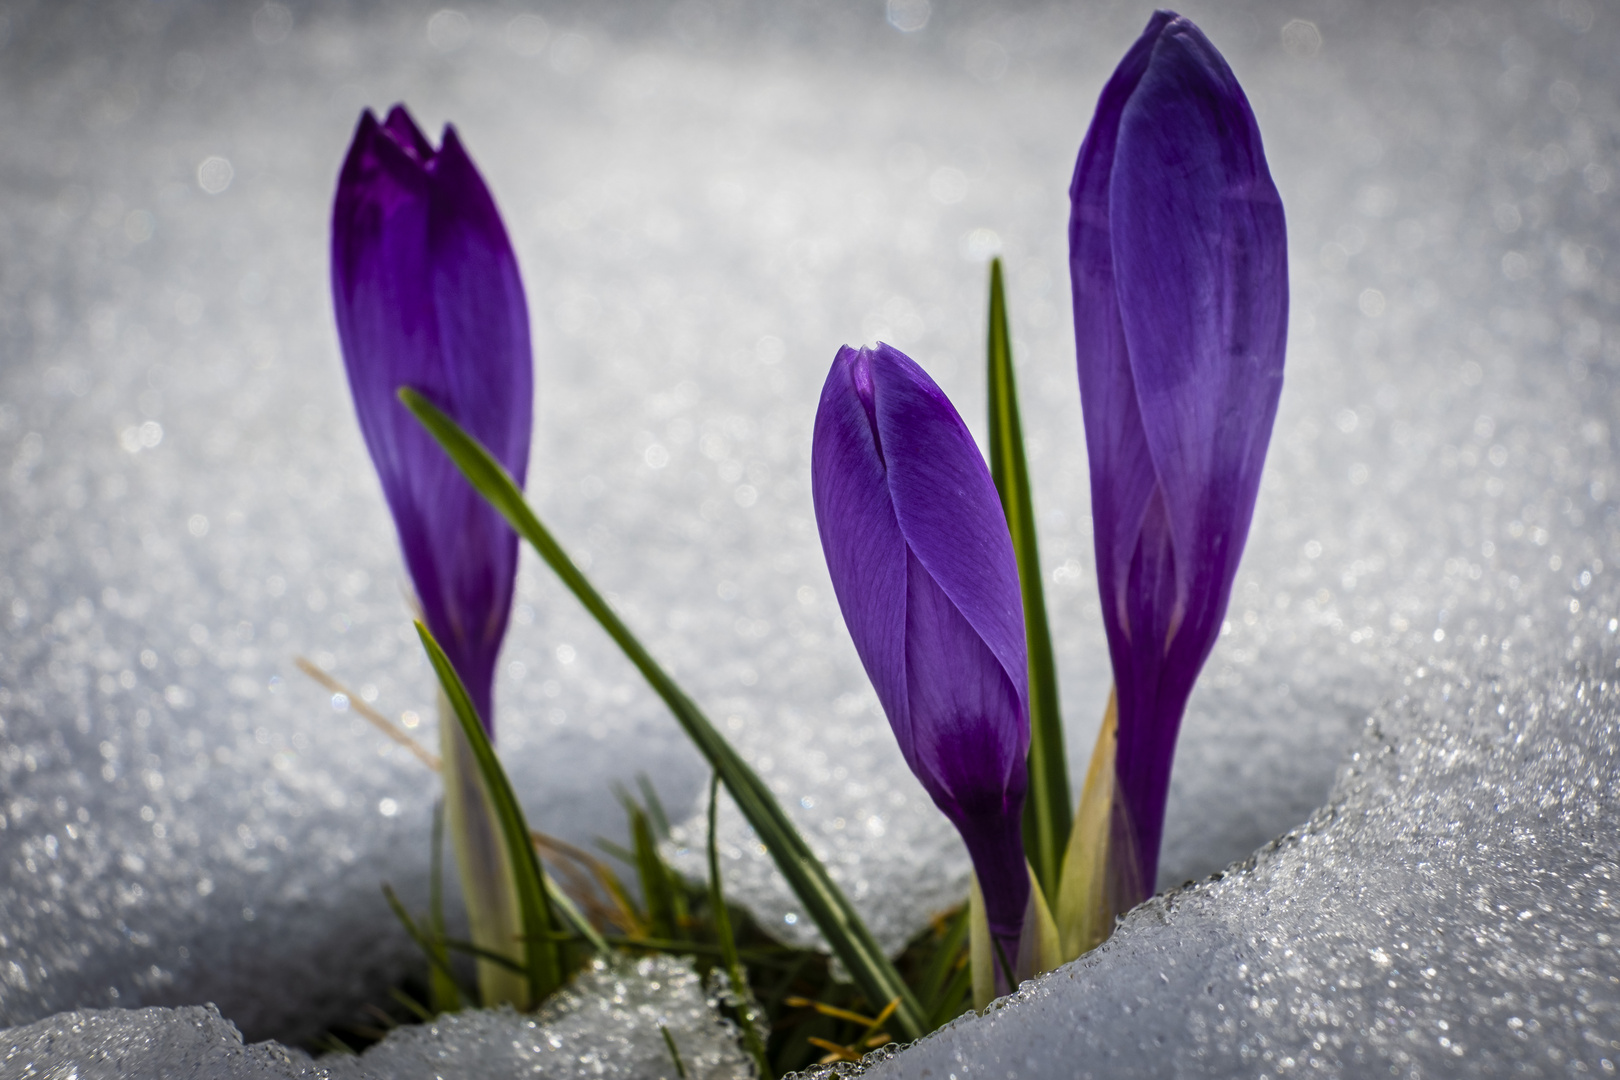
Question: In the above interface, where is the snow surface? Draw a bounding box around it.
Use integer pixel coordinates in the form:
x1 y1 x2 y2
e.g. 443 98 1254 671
0 0 1617 1071
1 956 749 1079
805 664 1620 1077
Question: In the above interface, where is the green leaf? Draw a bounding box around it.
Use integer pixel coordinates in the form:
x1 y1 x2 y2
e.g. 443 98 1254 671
595 837 639 869
708 772 774 1079
637 773 672 839
660 1024 690 1080
390 987 435 1024
927 959 973 1030
916 905 969 1017
415 620 564 1002
628 798 679 942
401 387 928 1040
545 872 610 956
985 257 1071 904
382 882 465 1005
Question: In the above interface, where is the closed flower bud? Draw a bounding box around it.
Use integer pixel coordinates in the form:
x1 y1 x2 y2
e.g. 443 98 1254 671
1069 11 1288 900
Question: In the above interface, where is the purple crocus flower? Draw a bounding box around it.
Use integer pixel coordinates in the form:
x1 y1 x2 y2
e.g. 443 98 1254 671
331 105 533 729
812 344 1031 966
1070 11 1287 898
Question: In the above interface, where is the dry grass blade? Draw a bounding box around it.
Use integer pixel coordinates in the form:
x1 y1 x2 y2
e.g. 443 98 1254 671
784 997 883 1027
294 657 441 771
807 1037 865 1064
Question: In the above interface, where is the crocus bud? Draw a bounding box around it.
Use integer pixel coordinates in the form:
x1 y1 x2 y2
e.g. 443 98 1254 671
331 105 535 1007
812 343 1033 979
331 104 533 730
1069 11 1287 899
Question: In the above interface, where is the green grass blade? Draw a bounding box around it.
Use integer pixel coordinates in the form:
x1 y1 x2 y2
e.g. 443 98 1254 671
545 872 610 956
917 905 970 1014
401 388 928 1040
927 960 973 1029
660 1024 690 1080
390 988 435 1024
415 621 564 1002
441 937 529 973
595 837 638 868
629 801 680 941
985 258 1071 904
638 773 673 839
709 772 774 1079
381 883 465 1003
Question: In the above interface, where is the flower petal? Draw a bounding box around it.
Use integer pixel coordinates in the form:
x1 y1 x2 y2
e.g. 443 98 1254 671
811 347 912 756
868 344 1028 733
1110 16 1288 631
331 106 532 726
1069 14 1288 894
813 343 1031 943
1069 14 1168 649
428 126 533 484
383 104 435 164
905 549 1029 939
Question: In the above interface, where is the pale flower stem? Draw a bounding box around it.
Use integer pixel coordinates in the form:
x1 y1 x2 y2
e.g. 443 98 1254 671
1056 687 1120 960
439 694 530 1008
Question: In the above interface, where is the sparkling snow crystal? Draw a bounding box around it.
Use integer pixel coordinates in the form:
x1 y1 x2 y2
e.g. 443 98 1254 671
2 956 748 1080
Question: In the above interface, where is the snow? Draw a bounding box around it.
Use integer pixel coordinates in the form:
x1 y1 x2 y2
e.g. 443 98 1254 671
1 956 749 1079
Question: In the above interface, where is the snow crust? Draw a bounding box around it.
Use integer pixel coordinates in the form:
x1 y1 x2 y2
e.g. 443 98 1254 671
2 956 748 1080
804 662 1620 1077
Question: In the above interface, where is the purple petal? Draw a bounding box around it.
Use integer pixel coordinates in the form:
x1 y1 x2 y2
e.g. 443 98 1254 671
869 344 1029 729
383 104 435 164
428 126 533 487
331 106 532 729
903 550 1029 939
1070 14 1287 891
1069 12 1166 633
812 343 1030 941
811 347 912 753
1111 17 1287 624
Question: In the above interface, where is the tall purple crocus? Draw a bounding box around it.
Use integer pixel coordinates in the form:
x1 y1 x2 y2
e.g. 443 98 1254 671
1070 11 1287 898
812 344 1032 968
332 105 535 1007
332 105 533 729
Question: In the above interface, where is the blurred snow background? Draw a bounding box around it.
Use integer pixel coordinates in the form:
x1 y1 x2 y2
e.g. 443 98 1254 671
0 0 1616 1069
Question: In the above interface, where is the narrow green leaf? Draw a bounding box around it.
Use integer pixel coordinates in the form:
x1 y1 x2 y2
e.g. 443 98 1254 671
709 772 774 1079
916 905 969 1015
315 1034 357 1057
660 1024 690 1080
985 258 1071 903
441 937 529 973
926 961 973 1030
390 987 435 1024
638 773 672 839
401 387 928 1040
381 882 464 1002
595 837 639 869
597 935 798 971
545 872 610 956
630 801 679 941
415 621 564 1002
